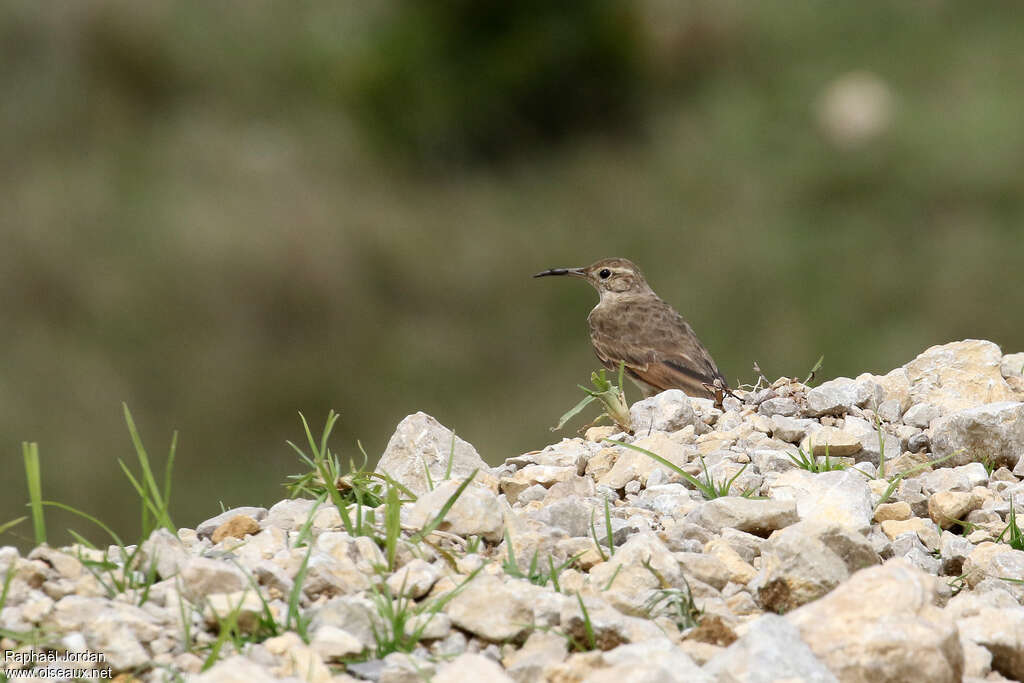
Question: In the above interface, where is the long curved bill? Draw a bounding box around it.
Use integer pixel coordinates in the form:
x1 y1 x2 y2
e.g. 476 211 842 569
532 267 586 279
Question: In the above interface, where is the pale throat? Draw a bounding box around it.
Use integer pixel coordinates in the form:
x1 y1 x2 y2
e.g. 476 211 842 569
596 287 652 306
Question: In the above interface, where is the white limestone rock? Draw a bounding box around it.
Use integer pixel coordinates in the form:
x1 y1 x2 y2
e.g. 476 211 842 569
786 559 963 682
376 412 490 497
931 401 1024 469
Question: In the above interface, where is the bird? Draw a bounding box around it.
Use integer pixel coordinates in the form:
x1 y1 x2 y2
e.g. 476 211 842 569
534 257 728 401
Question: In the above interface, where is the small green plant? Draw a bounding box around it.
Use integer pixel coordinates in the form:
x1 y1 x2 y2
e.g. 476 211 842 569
463 535 483 555
286 413 433 572
202 500 322 662
980 455 997 477
608 440 754 500
553 363 631 433
588 498 616 561
696 456 756 499
996 497 1024 551
368 564 485 658
201 592 250 671
860 449 960 507
287 438 386 510
803 355 825 386
641 558 702 630
855 419 962 507
286 411 386 539
645 585 701 631
76 546 159 605
6 406 177 610
787 440 847 473
568 593 598 652
367 575 418 657
501 533 580 591
196 497 324 666
532 592 605 653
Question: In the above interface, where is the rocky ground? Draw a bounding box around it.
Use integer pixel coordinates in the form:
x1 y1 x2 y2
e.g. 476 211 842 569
3 339 1024 682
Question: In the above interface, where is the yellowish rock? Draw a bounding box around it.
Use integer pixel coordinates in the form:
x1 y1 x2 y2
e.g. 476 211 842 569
874 501 912 523
584 425 618 442
928 491 981 529
800 426 862 457
265 632 332 683
880 518 941 551
904 339 1017 413
704 539 757 585
211 515 261 544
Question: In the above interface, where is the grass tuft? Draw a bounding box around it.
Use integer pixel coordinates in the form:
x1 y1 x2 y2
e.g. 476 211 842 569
554 363 631 433
608 439 755 499
502 530 580 590
787 440 847 473
996 496 1024 551
120 403 177 536
369 563 485 658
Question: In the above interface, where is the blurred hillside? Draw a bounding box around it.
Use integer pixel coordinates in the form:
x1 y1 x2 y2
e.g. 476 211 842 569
2 1 1022 548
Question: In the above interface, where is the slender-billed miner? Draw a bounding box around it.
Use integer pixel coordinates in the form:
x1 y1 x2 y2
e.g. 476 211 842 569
534 257 727 400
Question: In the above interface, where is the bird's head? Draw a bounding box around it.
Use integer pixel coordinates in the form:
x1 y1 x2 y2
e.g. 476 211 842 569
533 257 652 298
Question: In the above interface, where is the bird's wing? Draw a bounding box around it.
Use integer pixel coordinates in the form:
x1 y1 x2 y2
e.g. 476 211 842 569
592 337 720 399
589 298 726 399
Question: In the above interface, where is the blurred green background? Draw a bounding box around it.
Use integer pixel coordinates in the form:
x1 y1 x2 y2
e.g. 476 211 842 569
3 1 1022 549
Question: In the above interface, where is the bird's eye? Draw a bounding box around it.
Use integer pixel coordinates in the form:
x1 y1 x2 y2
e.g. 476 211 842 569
599 269 611 279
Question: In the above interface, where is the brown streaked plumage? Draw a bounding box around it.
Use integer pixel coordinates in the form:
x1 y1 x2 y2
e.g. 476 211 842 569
534 257 727 400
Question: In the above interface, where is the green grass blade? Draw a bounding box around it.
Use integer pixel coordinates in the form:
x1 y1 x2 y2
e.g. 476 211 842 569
409 470 477 542
804 355 824 385
576 593 596 651
601 563 622 591
202 598 243 670
369 472 416 501
445 433 456 480
606 439 714 498
384 484 401 571
41 500 125 547
22 442 45 545
603 498 614 558
66 529 98 551
121 404 175 533
295 492 327 548
123 404 165 509
163 431 178 515
422 458 435 492
589 509 608 562
118 458 167 531
552 394 597 432
0 560 16 614
0 517 27 536
723 463 749 496
318 411 340 463
287 543 315 636
875 416 887 479
876 450 960 506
